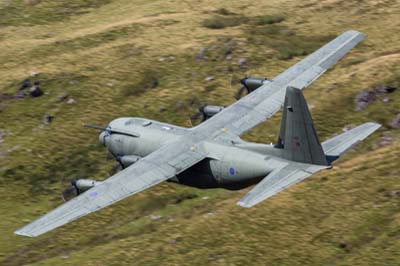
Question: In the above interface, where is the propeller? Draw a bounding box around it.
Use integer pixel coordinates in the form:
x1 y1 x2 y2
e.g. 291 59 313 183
61 176 80 202
83 124 140 138
61 177 102 201
104 149 124 175
190 105 207 124
235 85 249 100
59 123 133 201
234 76 269 99
109 162 122 176
190 105 224 125
84 124 131 176
229 74 249 100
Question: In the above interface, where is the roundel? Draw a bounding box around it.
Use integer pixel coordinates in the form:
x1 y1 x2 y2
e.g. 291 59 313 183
229 167 235 176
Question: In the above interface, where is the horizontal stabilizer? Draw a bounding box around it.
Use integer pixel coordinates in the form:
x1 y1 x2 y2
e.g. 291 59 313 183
237 160 328 208
322 122 381 158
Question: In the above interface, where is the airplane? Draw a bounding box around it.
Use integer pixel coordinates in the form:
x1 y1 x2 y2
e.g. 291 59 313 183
15 30 381 237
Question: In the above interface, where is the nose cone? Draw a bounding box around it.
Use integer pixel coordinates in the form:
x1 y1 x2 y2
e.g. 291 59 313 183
99 131 106 146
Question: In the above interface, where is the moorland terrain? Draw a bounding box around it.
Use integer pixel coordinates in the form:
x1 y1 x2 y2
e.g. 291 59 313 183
0 0 399 265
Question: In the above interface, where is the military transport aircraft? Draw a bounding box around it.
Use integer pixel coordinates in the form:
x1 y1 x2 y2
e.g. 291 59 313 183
15 30 381 237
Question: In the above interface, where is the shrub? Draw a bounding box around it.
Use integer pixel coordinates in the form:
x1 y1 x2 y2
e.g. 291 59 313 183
214 8 236 16
122 70 160 96
253 15 285 25
202 15 248 29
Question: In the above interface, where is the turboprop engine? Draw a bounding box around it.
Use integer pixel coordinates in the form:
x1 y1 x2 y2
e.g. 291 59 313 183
117 155 141 168
191 105 224 124
62 179 103 201
235 77 270 99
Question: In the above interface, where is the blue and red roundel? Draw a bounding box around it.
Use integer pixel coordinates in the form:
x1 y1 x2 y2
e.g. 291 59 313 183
229 167 235 176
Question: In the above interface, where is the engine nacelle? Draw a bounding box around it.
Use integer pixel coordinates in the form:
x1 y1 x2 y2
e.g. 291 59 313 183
201 105 224 118
118 155 141 168
240 77 270 92
74 179 102 192
192 105 225 123
62 178 103 201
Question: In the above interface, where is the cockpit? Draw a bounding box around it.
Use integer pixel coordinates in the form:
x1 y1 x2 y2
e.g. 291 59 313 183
98 117 189 158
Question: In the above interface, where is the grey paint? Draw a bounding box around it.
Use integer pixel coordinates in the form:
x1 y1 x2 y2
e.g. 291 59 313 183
15 30 381 237
322 122 381 156
279 86 328 165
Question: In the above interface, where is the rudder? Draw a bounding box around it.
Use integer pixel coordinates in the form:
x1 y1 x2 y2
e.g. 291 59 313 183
276 86 328 166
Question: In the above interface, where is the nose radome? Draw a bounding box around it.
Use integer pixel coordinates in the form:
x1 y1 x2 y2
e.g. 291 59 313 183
98 131 106 146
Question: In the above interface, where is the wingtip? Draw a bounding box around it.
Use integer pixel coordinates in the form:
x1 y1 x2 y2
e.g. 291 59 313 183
340 30 366 43
364 122 382 130
236 201 252 208
14 229 35 238
345 30 365 37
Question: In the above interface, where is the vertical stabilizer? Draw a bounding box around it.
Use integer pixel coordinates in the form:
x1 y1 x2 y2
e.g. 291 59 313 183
277 87 328 166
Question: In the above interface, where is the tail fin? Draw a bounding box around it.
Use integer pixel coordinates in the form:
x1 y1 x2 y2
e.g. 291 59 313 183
276 86 328 166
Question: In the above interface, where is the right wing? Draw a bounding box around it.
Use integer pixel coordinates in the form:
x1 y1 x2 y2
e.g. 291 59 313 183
237 160 329 208
195 30 365 138
15 140 207 237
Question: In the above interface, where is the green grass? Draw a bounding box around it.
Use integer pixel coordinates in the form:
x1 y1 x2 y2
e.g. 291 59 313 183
201 12 286 29
37 24 142 56
202 15 249 29
0 0 112 26
253 14 285 25
121 69 161 96
246 24 336 60
0 0 399 265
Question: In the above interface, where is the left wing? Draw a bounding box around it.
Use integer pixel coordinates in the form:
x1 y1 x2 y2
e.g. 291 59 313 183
195 30 365 138
237 159 329 208
15 140 207 237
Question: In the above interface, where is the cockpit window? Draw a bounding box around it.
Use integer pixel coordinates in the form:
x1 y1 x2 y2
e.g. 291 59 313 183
142 120 152 127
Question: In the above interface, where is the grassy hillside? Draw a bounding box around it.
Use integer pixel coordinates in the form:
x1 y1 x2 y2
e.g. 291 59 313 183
0 0 399 265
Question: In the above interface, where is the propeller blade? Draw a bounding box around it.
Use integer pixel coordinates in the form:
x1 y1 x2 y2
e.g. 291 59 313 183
109 162 122 176
83 124 106 131
191 112 202 120
60 177 79 202
106 150 115 161
84 124 140 137
61 186 79 202
109 128 140 138
235 86 248 99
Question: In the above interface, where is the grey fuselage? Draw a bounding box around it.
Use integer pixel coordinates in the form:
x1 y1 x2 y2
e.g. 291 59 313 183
101 117 282 190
